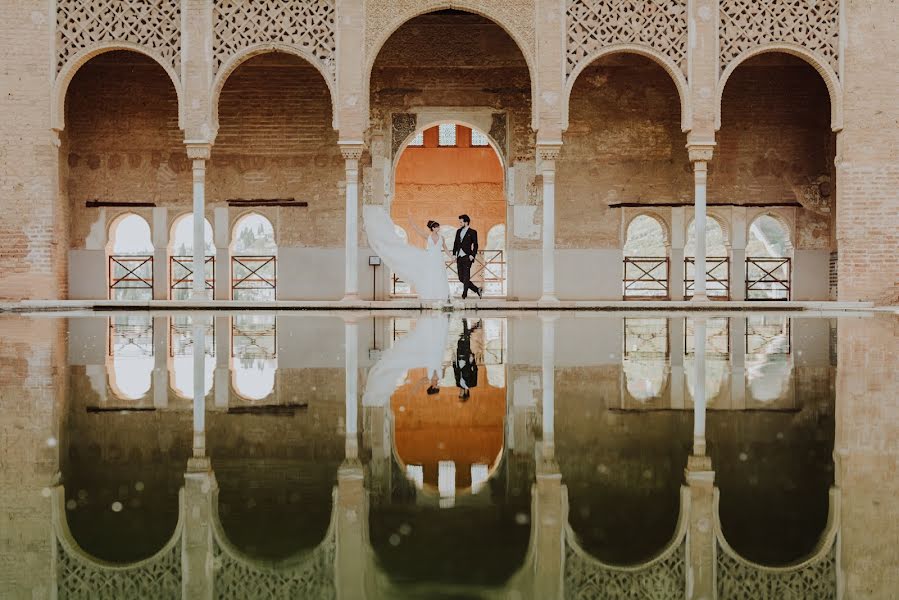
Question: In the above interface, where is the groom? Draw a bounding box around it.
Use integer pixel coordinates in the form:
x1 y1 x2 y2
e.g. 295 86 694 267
452 214 482 299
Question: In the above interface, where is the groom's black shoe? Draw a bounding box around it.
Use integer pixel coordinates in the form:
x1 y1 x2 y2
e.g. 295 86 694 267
476 288 482 299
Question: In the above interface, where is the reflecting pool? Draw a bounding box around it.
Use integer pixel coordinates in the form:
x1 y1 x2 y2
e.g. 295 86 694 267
0 311 897 599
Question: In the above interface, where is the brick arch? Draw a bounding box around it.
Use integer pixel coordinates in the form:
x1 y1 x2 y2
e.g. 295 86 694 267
52 42 184 132
210 44 338 138
563 44 692 133
364 5 538 130
716 43 843 132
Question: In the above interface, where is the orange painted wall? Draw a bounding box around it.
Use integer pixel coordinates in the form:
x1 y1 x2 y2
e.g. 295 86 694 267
392 126 505 250
391 366 505 490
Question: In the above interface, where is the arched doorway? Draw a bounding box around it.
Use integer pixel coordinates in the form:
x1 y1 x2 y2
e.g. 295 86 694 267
746 214 793 300
390 123 507 298
686 216 729 299
168 214 214 300
623 215 670 299
230 213 277 301
107 213 154 300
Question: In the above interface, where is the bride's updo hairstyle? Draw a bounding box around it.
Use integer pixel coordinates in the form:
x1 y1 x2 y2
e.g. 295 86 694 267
427 220 440 230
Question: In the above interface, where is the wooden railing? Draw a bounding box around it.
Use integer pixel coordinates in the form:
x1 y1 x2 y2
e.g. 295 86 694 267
623 257 669 299
169 255 215 297
231 255 276 300
392 250 506 297
108 255 153 299
746 257 791 300
684 257 730 300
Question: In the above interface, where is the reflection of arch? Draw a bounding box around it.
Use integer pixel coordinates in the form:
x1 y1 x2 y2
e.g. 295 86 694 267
210 44 337 135
52 43 185 132
365 5 537 129
52 486 184 570
107 356 153 401
716 43 843 132
564 44 692 132
168 354 214 400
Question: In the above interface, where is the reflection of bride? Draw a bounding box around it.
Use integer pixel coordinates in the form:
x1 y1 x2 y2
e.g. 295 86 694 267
362 315 450 407
362 205 450 302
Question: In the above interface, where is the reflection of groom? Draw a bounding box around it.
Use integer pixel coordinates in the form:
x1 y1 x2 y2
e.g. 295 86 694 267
454 319 480 400
453 214 482 299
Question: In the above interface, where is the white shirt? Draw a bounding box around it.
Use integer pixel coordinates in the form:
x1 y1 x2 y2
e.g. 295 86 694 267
458 358 469 389
457 226 469 257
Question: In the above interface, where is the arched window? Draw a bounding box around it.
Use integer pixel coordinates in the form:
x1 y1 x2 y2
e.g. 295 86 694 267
624 215 669 299
746 215 792 300
438 123 457 147
471 129 490 147
686 217 729 299
169 215 214 300
231 213 277 301
231 315 277 401
108 214 154 300
486 224 505 251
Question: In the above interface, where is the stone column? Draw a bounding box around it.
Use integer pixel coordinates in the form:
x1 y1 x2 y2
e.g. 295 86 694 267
730 206 747 300
153 316 169 408
151 207 169 300
340 143 364 301
186 143 211 300
669 317 685 408
214 315 230 409
729 316 746 409
670 207 686 301
537 144 562 303
213 207 230 300
688 145 714 302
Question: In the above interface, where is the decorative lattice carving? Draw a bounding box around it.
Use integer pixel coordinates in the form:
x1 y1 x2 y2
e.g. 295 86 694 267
566 0 688 77
717 544 837 600
391 113 416 157
489 113 508 157
57 539 181 599
56 0 181 75
212 535 336 599
719 0 840 75
213 0 337 77
564 541 686 599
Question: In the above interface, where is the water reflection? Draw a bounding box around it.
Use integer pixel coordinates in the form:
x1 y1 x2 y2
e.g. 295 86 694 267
1 312 894 598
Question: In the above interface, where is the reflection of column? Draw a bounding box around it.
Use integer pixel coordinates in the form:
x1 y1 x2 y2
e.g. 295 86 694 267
214 316 230 409
192 316 207 456
540 314 557 453
684 455 715 600
213 207 230 301
336 455 367 599
730 317 746 409
731 207 747 301
151 207 169 300
153 316 169 408
688 144 714 302
692 317 707 456
183 466 215 599
340 143 364 301
538 144 562 303
670 207 686 301
534 445 564 599
344 317 359 457
187 143 211 300
669 317 685 409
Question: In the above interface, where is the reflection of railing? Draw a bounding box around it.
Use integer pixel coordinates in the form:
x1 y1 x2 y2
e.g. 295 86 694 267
231 318 277 359
746 257 791 300
108 318 153 357
169 319 215 357
746 316 791 354
623 318 670 357
169 255 215 297
108 255 153 298
392 250 506 297
231 255 276 300
623 257 669 299
685 257 730 299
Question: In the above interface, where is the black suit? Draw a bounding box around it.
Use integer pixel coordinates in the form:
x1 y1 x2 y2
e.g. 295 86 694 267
452 226 481 298
453 320 479 397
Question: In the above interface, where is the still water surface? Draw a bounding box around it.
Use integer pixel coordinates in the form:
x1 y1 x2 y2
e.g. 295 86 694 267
0 311 896 599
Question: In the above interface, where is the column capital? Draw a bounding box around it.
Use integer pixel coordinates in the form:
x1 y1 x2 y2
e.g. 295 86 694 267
536 142 563 163
687 143 715 163
339 141 366 161
185 141 212 160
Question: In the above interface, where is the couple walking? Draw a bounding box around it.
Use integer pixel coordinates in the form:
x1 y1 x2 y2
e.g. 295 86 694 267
363 205 483 302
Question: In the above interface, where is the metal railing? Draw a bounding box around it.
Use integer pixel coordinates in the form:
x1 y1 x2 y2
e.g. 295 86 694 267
684 257 730 300
231 255 277 300
392 250 506 297
108 255 153 299
169 255 215 298
623 257 669 299
746 257 791 300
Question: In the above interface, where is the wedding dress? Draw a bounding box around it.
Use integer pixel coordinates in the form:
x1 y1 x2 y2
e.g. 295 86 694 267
362 205 450 302
362 315 450 407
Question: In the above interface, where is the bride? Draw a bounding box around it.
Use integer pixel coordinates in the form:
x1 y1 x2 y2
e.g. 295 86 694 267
362 205 450 302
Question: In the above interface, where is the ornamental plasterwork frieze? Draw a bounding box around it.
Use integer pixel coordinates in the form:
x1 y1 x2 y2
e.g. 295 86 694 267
391 113 417 157
55 0 181 75
364 0 536 63
212 0 337 79
719 0 840 75
566 0 689 77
